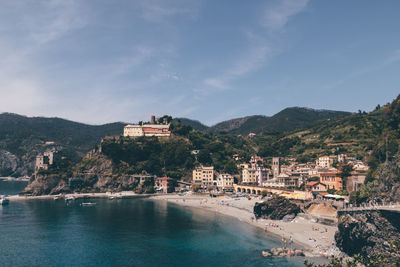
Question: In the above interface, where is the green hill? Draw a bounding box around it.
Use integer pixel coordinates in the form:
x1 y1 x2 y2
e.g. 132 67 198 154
0 113 125 176
208 107 351 135
175 117 209 131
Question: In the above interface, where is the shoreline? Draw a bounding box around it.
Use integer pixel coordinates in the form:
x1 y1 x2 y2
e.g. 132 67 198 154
0 177 30 182
149 194 341 258
6 191 154 201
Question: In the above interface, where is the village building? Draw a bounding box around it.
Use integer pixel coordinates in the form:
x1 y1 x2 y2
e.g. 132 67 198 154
240 164 257 184
155 177 175 193
216 173 234 190
319 170 342 190
239 156 269 186
316 156 334 168
192 166 214 187
305 181 328 199
262 179 285 188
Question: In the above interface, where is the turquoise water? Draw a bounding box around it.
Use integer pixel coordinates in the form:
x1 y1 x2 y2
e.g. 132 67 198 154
0 183 305 266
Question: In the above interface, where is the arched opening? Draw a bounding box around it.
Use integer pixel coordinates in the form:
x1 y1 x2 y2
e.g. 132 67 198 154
257 190 261 195
247 189 251 194
252 189 256 194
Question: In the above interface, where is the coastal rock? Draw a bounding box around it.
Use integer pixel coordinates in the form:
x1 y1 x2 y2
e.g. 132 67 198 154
262 251 272 258
294 249 304 256
282 213 296 222
263 248 304 258
335 210 400 265
254 196 302 220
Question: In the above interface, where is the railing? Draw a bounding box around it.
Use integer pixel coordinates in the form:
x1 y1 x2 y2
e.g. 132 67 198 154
339 202 400 212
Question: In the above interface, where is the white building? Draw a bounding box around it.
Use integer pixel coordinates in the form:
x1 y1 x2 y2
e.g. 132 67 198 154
216 173 234 190
124 124 171 137
316 156 333 168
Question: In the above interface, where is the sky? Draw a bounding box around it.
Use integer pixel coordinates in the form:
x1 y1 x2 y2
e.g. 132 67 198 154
0 0 399 126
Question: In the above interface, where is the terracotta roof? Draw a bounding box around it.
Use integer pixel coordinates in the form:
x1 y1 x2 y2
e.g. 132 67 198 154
157 177 174 180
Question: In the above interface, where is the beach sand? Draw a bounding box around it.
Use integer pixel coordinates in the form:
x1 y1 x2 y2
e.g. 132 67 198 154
150 194 341 258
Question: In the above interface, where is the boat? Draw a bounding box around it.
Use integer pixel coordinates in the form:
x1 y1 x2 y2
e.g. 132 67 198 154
81 202 96 206
65 196 75 202
0 196 10 205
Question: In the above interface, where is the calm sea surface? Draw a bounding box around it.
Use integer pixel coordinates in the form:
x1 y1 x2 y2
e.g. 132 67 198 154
0 181 305 266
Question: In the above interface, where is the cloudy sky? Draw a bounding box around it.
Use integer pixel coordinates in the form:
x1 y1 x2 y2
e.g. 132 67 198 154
0 0 399 125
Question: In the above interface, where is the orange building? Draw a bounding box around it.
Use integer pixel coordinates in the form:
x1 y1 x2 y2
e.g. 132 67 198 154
319 171 342 190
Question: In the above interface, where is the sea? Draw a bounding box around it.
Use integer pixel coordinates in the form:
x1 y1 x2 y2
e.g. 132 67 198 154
0 180 306 266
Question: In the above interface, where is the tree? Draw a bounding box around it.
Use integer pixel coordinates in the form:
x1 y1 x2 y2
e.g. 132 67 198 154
261 190 268 198
339 164 353 190
192 184 201 192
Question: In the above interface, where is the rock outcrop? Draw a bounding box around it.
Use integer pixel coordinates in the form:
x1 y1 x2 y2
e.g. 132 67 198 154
21 153 155 195
335 210 400 265
254 196 302 220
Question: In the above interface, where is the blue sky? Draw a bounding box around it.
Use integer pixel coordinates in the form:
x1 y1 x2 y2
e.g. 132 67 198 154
0 0 399 125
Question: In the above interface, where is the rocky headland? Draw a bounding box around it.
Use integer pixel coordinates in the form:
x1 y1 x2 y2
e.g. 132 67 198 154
335 210 400 265
21 152 154 196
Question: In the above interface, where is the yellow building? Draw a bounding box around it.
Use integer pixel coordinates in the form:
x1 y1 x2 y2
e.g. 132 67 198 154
192 166 214 187
240 164 257 184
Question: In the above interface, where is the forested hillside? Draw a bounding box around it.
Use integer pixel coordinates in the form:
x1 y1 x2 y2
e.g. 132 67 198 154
206 107 351 135
0 113 124 176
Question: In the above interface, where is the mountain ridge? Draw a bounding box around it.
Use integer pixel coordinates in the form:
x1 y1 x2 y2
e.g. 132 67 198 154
178 107 352 135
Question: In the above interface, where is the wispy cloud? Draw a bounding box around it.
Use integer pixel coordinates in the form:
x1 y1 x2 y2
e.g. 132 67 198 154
140 0 198 24
260 0 309 32
201 0 309 93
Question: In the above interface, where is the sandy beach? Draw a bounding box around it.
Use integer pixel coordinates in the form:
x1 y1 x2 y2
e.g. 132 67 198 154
150 194 341 258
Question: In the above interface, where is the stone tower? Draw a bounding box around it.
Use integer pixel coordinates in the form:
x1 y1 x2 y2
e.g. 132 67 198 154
272 157 280 178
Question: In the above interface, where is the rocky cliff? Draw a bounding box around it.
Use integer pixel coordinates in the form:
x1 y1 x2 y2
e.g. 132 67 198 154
253 196 302 220
21 153 154 195
335 210 400 265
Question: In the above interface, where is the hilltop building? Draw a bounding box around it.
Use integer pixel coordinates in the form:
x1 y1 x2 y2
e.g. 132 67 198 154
192 166 214 187
123 115 171 137
35 151 55 173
